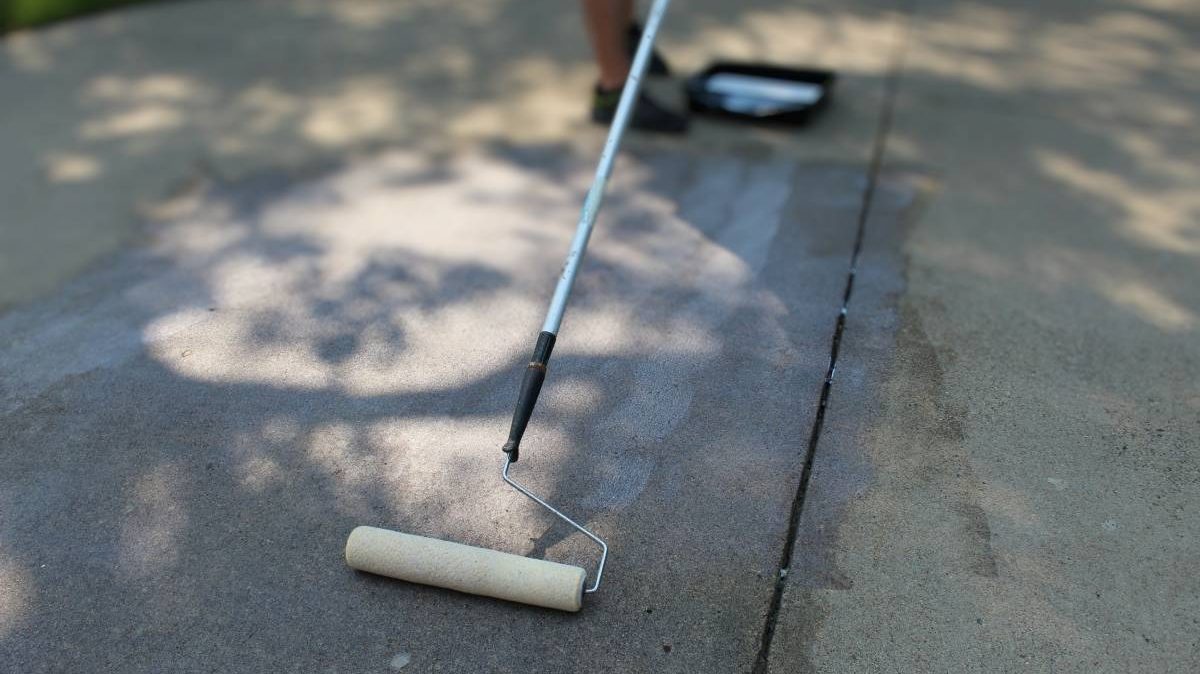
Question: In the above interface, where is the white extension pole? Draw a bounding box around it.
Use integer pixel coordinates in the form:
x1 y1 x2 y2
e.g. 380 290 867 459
541 0 673 335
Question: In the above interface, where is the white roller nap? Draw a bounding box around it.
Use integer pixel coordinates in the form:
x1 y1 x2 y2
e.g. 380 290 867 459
345 526 587 612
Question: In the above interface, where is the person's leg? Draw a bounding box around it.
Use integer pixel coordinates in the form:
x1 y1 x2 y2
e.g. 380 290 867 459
581 0 633 89
581 0 688 134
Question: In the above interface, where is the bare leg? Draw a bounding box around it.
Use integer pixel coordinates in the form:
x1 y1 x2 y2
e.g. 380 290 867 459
581 0 635 89
582 0 688 133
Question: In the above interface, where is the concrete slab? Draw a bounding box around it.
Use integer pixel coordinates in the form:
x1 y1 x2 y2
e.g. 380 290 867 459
1 0 912 670
27 1 1195 671
768 1 1200 670
0 0 900 310
0 146 869 672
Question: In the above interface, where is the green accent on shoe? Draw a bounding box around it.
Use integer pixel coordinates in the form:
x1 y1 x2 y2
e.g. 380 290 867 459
594 89 623 110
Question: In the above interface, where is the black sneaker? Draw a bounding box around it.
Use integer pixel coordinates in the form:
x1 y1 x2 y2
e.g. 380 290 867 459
592 85 689 134
628 22 671 77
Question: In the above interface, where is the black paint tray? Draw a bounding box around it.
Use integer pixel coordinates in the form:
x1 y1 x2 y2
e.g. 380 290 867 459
685 62 836 125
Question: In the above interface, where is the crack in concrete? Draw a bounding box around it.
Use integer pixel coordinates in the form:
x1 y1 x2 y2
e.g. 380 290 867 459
752 7 911 671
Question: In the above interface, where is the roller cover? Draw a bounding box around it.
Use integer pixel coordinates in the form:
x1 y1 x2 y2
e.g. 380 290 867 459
345 526 586 612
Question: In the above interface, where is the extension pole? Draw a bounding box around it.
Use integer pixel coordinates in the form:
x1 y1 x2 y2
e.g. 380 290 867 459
502 0 672 463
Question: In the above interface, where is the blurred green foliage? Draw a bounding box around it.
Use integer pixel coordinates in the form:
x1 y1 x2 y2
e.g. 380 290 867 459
1 0 158 32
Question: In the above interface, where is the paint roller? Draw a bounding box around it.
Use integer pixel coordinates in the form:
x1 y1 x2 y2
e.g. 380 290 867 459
345 0 673 612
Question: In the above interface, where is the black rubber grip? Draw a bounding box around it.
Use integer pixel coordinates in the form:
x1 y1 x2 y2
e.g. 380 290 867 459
501 331 556 462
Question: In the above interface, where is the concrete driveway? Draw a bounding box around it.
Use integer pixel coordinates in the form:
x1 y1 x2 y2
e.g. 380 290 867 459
2 0 1198 672
0 140 903 671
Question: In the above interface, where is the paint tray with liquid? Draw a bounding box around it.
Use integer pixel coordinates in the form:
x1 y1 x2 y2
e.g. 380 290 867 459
685 62 835 125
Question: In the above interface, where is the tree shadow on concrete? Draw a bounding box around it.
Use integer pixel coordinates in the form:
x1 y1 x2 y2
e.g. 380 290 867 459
0 132 866 672
2 0 1199 671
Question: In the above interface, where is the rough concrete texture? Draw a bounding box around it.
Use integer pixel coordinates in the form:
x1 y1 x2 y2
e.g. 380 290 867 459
0 1 901 670
0 0 892 309
0 146 881 672
770 0 1200 671
4 0 1199 671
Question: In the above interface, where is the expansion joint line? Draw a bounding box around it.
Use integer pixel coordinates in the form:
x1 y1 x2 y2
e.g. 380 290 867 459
751 6 911 672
